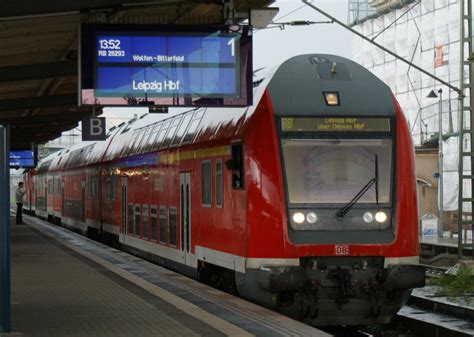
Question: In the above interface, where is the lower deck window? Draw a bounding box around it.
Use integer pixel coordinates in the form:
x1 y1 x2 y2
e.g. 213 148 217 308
135 205 141 237
150 206 157 241
159 206 167 244
169 207 177 246
142 205 149 239
127 204 133 234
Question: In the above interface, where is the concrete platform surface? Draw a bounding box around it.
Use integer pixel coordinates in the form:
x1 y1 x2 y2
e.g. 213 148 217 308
9 214 329 337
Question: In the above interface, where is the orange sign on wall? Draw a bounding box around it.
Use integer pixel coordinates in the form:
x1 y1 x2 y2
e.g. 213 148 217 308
434 45 445 68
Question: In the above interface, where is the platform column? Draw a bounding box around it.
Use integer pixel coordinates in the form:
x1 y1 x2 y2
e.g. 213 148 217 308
0 124 11 333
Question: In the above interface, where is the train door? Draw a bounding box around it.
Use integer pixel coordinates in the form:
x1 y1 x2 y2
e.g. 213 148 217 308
81 180 86 220
180 172 192 266
121 177 127 240
61 181 64 217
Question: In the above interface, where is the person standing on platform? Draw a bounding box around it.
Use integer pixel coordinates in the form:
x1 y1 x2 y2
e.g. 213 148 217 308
15 182 26 224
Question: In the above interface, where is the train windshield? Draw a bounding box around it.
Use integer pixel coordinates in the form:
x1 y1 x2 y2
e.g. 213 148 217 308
281 139 392 204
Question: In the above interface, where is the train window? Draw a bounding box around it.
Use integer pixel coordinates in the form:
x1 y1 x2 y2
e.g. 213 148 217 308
226 144 244 189
201 161 212 207
161 115 182 149
182 109 205 144
91 175 98 199
169 207 177 246
159 206 167 244
105 176 111 200
281 139 392 204
137 125 154 154
153 120 171 150
111 175 117 200
145 122 162 152
127 204 134 235
121 130 138 157
171 111 193 146
58 178 61 195
150 206 158 241
135 204 141 237
105 174 117 201
142 205 149 240
216 160 223 207
128 128 146 156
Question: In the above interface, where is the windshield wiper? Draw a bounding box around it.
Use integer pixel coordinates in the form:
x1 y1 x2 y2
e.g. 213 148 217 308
335 155 379 219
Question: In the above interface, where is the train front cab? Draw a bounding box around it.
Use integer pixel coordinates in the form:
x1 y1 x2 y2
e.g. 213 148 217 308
236 55 425 326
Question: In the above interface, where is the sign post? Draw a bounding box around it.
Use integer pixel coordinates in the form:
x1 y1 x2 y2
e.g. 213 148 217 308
0 124 11 333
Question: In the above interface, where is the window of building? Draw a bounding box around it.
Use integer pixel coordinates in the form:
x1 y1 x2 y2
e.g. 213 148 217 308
135 204 141 237
201 161 212 207
169 207 177 246
216 160 223 207
159 206 167 244
142 204 149 239
150 206 158 241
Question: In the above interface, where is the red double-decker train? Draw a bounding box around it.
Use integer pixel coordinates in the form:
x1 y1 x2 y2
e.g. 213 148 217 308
23 54 424 326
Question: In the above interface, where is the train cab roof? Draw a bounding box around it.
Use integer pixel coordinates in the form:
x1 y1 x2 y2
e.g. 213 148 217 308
267 54 396 117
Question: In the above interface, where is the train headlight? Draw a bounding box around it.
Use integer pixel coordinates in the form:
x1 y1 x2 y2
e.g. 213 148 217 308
292 212 305 224
323 92 340 106
363 211 374 223
306 212 318 224
375 211 388 223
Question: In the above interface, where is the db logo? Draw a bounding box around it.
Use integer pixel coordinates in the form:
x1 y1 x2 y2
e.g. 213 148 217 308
335 245 349 255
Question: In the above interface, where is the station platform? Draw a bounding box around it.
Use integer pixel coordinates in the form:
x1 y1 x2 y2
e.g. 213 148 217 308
420 235 474 260
9 213 328 337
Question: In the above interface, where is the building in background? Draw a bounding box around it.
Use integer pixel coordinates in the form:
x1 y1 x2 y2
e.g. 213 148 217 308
348 0 463 231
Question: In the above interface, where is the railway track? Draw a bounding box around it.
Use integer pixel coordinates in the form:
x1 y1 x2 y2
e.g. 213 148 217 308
420 263 450 278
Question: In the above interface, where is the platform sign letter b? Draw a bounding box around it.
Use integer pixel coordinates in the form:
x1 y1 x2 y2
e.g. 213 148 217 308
82 117 106 141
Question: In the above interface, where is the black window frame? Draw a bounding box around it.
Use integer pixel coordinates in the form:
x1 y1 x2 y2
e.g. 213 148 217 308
169 207 177 247
134 204 141 237
142 204 149 240
150 205 158 241
201 160 212 207
215 160 223 208
159 206 167 244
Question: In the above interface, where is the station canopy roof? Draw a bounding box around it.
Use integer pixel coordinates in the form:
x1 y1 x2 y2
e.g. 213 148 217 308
0 0 273 150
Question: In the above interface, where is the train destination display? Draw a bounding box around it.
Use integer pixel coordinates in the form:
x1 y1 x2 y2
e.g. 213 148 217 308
80 24 253 107
281 117 391 133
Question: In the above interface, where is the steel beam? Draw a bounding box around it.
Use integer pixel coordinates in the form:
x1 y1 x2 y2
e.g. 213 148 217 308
0 0 188 20
0 124 10 333
7 115 82 126
0 95 76 111
0 61 76 82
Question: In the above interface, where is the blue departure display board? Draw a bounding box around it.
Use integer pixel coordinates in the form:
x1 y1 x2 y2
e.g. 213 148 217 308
80 24 253 107
10 150 36 168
